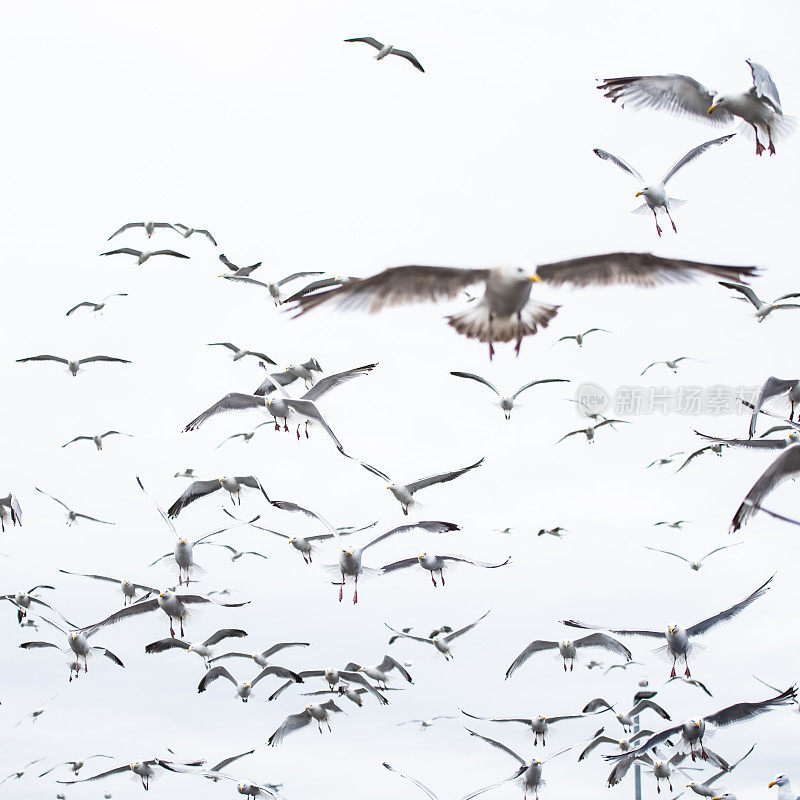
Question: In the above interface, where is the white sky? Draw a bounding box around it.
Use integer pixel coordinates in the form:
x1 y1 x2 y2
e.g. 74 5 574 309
2 1 799 799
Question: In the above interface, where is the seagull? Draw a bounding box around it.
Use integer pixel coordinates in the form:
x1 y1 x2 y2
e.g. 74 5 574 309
269 665 389 704
507 632 631 676
303 682 400 707
19 614 125 680
360 457 484 514
561 575 774 677
208 641 310 669
173 223 216 244
2 585 68 625
747 377 800 435
65 293 128 316
214 423 274 449
62 431 132 451
343 655 413 688
604 661 644 675
0 759 46 785
145 628 248 666
0 493 22 531
605 687 796 783
537 527 568 538
38 756 114 778
676 445 726 472
450 372 569 420
291 254 757 359
157 763 279 798
731 445 800 531
174 469 197 478
58 570 157 605
167 476 267 518
197 663 303 702
666 676 714 697
283 276 358 303
252 358 324 395
207 342 276 365
598 60 791 156
641 357 702 376
107 221 178 239
267 700 345 746
183 364 377 455
218 253 262 277
381 553 510 588
695 428 799 451
382 761 506 800
57 759 204 791
643 542 743 571
79 590 249 639
385 610 491 660
398 716 456 731
464 730 572 800
769 774 798 800
221 271 324 304
684 745 755 797
720 282 800 322
100 247 190 264
578 730 656 761
556 327 611 346
16 354 131 376
654 520 690 529
204 543 269 563
461 706 598 747
344 37 424 72
646 453 685 469
555 418 630 444
388 624 452 645
582 697 671 732
34 487 114 526
594 136 733 236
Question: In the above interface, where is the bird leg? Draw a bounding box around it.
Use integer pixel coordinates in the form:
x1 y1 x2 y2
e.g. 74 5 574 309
169 619 176 637
651 209 662 237
296 425 301 440
274 421 281 431
670 654 677 678
283 418 289 432
683 654 691 677
180 617 185 637
440 569 446 587
569 658 573 672
752 124 766 155
401 505 408 516
665 209 677 233
563 658 568 671
657 779 661 794
768 130 776 155
339 574 344 603
430 571 438 587
305 421 309 438
353 575 358 604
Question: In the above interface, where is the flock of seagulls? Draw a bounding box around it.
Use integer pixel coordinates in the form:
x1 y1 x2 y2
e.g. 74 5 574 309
3 18 799 800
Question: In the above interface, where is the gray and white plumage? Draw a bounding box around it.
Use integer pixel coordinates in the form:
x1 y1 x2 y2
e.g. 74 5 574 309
173 223 216 244
292 255 757 359
506 632 632 676
385 610 490 660
57 759 204 791
204 542 269 562
343 654 413 688
100 247 189 264
461 706 594 747
107 221 178 239
34 487 115 526
344 37 424 72
598 60 792 156
283 276 358 302
676 445 726 472
555 418 630 444
38 755 114 778
380 553 510 588
641 356 702 376
58 570 157 605
555 327 611 346
360 457 484 514
665 676 714 697
65 293 128 316
62 430 132 451
267 700 345 746
16 354 131 376
721 283 800 324
208 640 309 669
221 271 324 304
450 372 569 420
0 492 23 530
1 585 65 625
268 665 389 704
746 376 800 437
684 744 755 797
382 760 510 800
144 628 248 664
695 428 798 451
643 542 743 571
252 358 323 396
562 575 774 678
167 476 266 518
594 136 733 236
218 253 262 277
158 762 278 798
215 422 273 449
578 729 655 761
197 663 303 701
207 342 276 365
582 697 671 732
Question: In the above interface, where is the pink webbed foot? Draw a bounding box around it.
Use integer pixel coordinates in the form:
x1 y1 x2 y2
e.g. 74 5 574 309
756 140 766 156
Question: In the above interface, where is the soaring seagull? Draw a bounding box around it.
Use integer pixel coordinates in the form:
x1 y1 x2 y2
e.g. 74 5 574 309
720 283 800 323
450 372 569 420
506 632 631 676
107 221 178 239
173 223 216 244
344 38 424 72
16 354 130 376
100 247 189 264
65 293 128 316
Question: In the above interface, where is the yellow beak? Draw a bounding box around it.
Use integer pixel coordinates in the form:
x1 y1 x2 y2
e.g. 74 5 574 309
708 104 717 114
528 274 541 283
769 781 777 788
635 191 643 197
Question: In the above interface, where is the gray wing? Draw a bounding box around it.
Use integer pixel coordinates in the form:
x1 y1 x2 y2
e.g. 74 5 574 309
268 710 312 746
65 301 95 316
450 371 501 398
380 557 423 574
732 445 800 531
436 555 510 570
93 647 124 667
644 546 691 565
511 378 570 401
167 480 222 517
203 629 248 647
293 265 490 314
262 641 310 657
197 665 238 692
445 611 489 642
269 500 339 537
77 355 131 365
250 665 305 687
661 135 735 185
281 400 346 453
687 575 773 636
392 49 424 72
698 543 742 563
74 513 115 525
34 487 70 510
465 729 525 765
80 598 160 635
536 253 756 288
302 363 377 402
704 687 796 728
746 59 782 112
360 460 392 482
579 736 621 760
107 222 142 239
362 521 459 552
208 342 239 352
150 250 190 258
675 446 718 472
100 248 142 257
382 762 439 800
222 275 270 289
694 430 786 450
575 632 631 659
144 638 191 654
17 355 69 364
606 724 684 768
406 458 484 494
276 270 325 286
593 148 644 181
338 671 389 703
208 750 255 773
597 74 733 123
376 655 413 683
506 640 559 678
283 276 352 301
183 394 264 431
57 764 134 783
719 280 762 309
253 368 299 397
628 699 670 720
582 698 613 713
62 436 93 447
344 36 384 49
561 619 664 639
383 623 433 643
749 376 800 437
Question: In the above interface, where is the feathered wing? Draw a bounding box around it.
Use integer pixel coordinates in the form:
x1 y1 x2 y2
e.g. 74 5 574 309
197 665 238 692
145 638 190 654
382 763 440 800
450 371 502 397
447 300 559 343
746 59 782 112
361 521 459 552
511 377 569 401
392 49 425 72
204 628 248 647
465 729 526 765
719 280 762 308
80 599 160 635
282 399 348 454
293 265 490 314
301 363 377 402
575 632 632 659
183 393 265 432
536 253 757 288
167 480 221 517
749 376 800 437
661 135 735 184
593 148 644 181
505 640 559 678
267 710 312 746
250 665 305 687
561 619 664 639
406 458 485 494
705 687 796 728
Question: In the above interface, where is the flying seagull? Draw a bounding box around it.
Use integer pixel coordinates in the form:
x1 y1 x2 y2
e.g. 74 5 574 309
506 632 631 676
646 452 685 469
57 759 204 791
65 293 128 316
747 377 800 436
694 428 798 451
145 628 248 666
221 271 324 304
343 655 413 689
641 357 702 376
720 282 800 323
1 585 62 624
597 60 790 156
268 664 390 704
197 663 303 701
34 488 114 526
207 342 276 364
100 247 189 264
385 610 490 660
166 476 267 518
556 418 630 444
291 254 757 359
208 640 310 669
683 745 755 797
0 493 22 531
382 761 506 800
157 764 279 798
252 358 324 395
555 327 611 346
561 575 774 677
654 520 690 529
675 445 726 472
218 253 262 277
360 457 484 514
267 700 345 746
594 136 733 236
582 697 671 732
38 756 114 778
344 37 424 72
578 730 656 762
173 223 216 244
107 221 178 239
58 570 157 605
16 354 131 376
62 431 132 451
461 706 597 747
643 542 743 571
214 423 274 449
450 372 569 420
380 552 510 588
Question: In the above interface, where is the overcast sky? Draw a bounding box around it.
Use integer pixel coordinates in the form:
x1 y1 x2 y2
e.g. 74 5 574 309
2 1 800 799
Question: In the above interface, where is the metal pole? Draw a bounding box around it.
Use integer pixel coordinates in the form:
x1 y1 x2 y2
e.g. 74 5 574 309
633 712 642 800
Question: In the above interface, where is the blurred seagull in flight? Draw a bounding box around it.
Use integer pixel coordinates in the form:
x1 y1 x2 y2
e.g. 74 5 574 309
267 700 345 746
16 354 130 376
221 271 324 304
207 342 276 365
593 136 733 236
556 418 630 444
197 663 303 701
643 542 743 571
450 372 569 420
0 492 23 531
65 293 128 316
173 223 216 244
62 431 132 451
344 37 425 72
145 628 248 666
598 60 792 156
166 476 267 518
641 357 703 376
506 632 631 676
385 611 490 661
555 327 611 347
218 253 262 277
720 282 800 322
380 553 510 588
34 488 114 526
100 247 189 264
107 221 178 239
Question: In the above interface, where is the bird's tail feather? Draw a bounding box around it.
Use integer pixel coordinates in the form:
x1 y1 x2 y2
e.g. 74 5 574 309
447 303 559 343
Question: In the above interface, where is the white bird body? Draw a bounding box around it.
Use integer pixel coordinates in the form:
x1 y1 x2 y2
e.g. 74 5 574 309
376 44 394 59
388 484 414 509
68 631 90 658
666 625 690 657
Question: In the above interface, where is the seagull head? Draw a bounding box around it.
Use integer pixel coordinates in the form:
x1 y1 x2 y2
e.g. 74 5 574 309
769 775 789 788
708 95 726 114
